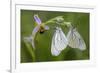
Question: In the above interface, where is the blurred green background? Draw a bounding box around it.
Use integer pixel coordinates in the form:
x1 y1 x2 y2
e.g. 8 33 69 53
21 10 90 63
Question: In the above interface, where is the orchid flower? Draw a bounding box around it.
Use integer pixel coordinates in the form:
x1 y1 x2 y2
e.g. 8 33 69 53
24 15 50 49
32 15 50 48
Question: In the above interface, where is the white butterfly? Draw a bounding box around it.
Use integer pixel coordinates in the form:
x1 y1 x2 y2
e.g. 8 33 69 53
66 27 86 51
51 27 68 56
51 24 86 56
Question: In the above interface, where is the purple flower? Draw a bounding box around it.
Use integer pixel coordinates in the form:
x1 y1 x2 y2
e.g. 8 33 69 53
32 15 50 48
24 15 50 49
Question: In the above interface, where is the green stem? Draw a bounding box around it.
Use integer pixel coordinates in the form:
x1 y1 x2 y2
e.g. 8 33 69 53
23 39 35 62
44 16 64 25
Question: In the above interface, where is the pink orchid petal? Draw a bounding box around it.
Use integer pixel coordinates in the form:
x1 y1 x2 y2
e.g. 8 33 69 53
34 15 42 25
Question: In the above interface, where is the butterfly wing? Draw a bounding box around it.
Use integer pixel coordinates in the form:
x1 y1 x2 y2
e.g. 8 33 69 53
55 27 68 51
51 30 61 56
67 28 86 51
51 27 68 56
73 29 86 50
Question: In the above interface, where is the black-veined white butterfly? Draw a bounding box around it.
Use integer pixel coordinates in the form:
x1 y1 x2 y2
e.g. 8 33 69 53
51 23 86 56
62 22 86 50
66 26 86 51
51 27 68 56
